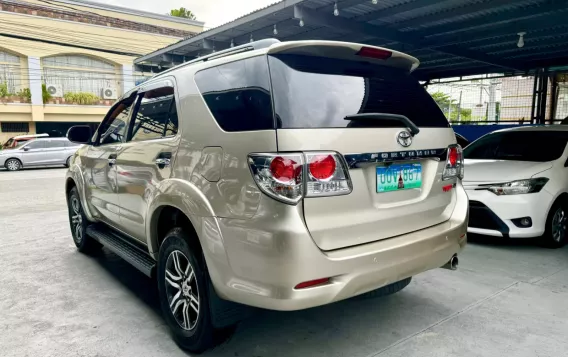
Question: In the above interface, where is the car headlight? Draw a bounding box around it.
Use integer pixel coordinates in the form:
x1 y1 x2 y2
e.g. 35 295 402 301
483 178 549 196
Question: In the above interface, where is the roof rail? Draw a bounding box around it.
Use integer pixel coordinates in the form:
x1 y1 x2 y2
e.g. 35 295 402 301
154 38 280 78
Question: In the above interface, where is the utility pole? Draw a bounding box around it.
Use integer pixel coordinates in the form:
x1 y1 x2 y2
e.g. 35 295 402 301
457 91 463 122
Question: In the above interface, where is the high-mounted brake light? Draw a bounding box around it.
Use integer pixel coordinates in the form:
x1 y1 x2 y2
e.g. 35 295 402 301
442 144 464 181
356 47 392 60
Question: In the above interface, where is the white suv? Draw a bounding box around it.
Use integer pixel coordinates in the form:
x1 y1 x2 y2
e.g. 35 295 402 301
463 126 568 247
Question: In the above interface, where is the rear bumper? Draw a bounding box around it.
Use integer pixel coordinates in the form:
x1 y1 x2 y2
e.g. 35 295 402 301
204 184 468 311
465 188 552 238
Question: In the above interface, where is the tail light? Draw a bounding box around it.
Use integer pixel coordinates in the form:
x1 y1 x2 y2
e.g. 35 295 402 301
248 153 304 204
442 144 464 181
248 152 352 205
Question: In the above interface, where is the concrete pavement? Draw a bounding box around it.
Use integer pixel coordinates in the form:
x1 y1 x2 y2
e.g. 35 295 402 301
1 168 567 357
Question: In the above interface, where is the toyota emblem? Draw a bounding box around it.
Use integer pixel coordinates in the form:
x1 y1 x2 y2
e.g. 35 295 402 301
397 131 413 147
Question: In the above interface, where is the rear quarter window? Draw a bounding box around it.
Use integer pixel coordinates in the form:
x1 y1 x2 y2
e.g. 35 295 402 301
194 56 273 132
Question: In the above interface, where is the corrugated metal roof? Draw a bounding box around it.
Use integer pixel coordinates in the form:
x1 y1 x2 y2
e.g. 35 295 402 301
135 0 568 80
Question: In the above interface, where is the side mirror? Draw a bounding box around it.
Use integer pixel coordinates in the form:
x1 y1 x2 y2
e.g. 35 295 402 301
23 147 30 151
67 125 92 144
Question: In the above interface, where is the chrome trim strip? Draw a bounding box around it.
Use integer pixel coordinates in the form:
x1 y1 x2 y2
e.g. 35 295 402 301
344 148 447 169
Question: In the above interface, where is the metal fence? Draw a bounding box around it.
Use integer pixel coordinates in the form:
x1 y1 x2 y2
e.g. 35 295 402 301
426 72 568 125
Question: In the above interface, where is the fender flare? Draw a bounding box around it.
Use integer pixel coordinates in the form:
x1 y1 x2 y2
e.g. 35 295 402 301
145 178 216 255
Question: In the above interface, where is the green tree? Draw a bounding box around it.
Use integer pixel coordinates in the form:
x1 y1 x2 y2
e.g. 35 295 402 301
430 91 472 122
168 7 196 19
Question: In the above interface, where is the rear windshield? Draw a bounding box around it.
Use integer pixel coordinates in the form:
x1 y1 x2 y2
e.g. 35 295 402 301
464 130 568 162
268 54 449 129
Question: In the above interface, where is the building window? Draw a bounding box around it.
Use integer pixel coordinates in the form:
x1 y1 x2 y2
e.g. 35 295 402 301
0 50 22 94
1 122 30 133
42 55 118 99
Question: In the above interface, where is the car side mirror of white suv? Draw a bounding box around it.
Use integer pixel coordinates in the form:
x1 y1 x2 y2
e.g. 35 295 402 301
67 125 92 144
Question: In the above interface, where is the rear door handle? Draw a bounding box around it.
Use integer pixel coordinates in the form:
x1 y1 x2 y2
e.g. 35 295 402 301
108 154 117 167
155 152 172 169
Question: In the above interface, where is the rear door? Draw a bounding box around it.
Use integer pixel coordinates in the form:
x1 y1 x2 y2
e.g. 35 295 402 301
43 139 67 164
268 51 456 251
115 79 180 242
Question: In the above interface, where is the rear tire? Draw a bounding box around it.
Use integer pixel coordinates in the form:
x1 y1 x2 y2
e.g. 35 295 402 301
67 186 101 254
5 158 22 171
158 228 226 353
542 201 567 248
357 277 412 299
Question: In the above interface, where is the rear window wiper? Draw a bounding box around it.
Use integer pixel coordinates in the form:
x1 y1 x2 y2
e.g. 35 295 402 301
345 113 420 136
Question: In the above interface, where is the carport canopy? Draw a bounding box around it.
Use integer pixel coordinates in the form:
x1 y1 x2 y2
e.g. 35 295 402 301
135 0 568 80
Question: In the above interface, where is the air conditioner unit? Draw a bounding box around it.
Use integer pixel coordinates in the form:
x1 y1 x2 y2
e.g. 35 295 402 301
101 87 118 100
46 83 62 97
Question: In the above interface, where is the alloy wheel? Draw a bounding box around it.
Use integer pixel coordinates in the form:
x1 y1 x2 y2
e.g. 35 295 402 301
552 207 567 243
165 250 200 331
6 159 20 171
70 195 83 243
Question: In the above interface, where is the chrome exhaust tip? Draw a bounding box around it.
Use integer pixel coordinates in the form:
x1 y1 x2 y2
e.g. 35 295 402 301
441 255 458 270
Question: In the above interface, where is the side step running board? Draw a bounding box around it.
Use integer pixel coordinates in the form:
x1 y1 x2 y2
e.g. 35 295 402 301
86 224 156 277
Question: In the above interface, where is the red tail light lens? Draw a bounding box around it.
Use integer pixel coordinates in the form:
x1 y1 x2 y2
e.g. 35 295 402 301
270 156 297 183
442 144 464 181
448 147 458 166
356 47 392 60
309 155 336 180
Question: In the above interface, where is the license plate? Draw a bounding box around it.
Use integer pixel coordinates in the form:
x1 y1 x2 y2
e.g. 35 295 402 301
376 163 422 193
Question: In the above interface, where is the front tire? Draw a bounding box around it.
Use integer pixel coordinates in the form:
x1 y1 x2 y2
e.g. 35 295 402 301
542 201 567 248
67 186 101 254
5 158 22 171
158 228 221 353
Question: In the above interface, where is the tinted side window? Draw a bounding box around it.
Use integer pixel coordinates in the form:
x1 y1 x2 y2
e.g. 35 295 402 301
98 99 134 145
268 55 449 129
464 131 568 162
194 56 273 132
25 140 45 150
129 87 177 142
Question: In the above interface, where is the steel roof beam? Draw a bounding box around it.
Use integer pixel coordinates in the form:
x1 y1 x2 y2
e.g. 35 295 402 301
354 0 445 23
394 0 540 30
416 0 568 37
293 5 526 71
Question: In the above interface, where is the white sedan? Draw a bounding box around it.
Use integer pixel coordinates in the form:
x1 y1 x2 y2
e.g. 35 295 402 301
463 126 568 248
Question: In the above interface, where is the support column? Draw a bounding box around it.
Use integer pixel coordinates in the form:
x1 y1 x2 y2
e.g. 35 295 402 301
122 64 135 94
28 56 44 122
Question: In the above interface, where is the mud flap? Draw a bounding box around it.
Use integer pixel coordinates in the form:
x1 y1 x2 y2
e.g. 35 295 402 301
208 280 257 329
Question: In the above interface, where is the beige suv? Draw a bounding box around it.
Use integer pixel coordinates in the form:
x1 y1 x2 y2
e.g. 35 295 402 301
65 39 468 352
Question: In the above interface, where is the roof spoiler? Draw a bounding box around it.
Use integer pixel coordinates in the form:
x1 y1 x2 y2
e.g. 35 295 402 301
267 40 419 72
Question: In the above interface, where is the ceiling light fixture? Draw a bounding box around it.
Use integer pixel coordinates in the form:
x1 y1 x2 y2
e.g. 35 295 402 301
372 0 378 4
273 24 278 35
299 18 305 27
334 2 339 16
230 39 234 47
517 32 526 48
250 34 254 43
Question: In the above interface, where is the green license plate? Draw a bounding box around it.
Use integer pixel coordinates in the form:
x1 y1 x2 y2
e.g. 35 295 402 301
376 163 422 193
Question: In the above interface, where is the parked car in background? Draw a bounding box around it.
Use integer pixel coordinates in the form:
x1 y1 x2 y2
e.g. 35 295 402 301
64 39 468 352
455 132 470 148
2 133 49 150
463 126 568 247
0 137 80 171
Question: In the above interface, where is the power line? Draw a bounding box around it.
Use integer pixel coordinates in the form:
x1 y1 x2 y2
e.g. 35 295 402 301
0 33 143 57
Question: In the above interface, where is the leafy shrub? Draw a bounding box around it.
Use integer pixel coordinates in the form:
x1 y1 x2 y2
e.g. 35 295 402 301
0 82 10 97
42 84 52 103
16 88 32 101
63 92 100 105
